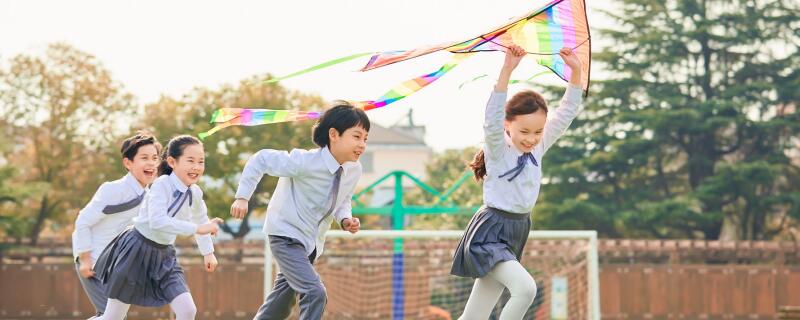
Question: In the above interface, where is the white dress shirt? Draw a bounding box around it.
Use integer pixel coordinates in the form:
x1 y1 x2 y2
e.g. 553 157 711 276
134 173 215 256
235 146 361 258
72 173 145 265
482 84 583 214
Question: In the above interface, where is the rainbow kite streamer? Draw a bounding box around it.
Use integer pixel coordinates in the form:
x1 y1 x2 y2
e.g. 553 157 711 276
200 54 471 138
199 109 321 139
201 0 590 138
352 53 472 111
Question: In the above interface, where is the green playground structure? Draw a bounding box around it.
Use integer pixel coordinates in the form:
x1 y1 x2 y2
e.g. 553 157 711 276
350 170 479 320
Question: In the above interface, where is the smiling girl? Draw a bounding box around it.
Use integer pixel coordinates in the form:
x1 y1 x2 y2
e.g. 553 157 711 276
451 44 584 319
93 135 223 320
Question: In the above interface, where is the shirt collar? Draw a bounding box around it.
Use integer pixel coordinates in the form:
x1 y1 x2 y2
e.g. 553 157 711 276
123 172 146 196
320 146 342 174
168 172 189 193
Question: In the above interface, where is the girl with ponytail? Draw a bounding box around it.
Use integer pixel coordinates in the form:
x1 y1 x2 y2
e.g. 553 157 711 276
452 44 585 319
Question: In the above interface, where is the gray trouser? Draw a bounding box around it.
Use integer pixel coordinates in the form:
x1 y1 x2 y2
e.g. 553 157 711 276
75 259 107 317
254 235 326 320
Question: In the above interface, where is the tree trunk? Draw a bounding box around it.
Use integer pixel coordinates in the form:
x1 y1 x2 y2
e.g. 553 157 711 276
29 194 50 246
718 214 739 241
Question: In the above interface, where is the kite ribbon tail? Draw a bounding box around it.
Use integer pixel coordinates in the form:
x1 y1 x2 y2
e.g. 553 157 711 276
357 53 474 111
264 52 375 83
199 121 237 140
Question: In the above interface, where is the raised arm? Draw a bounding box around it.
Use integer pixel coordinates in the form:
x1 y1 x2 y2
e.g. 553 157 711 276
541 47 584 153
485 45 527 159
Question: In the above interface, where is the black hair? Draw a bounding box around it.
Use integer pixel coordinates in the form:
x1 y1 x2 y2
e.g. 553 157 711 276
121 131 162 161
158 135 202 176
311 101 371 147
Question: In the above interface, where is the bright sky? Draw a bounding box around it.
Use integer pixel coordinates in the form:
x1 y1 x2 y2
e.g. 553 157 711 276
1 0 613 151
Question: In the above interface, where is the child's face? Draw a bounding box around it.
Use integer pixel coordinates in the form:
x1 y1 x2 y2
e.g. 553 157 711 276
167 144 205 186
123 144 159 187
329 126 368 164
505 111 547 153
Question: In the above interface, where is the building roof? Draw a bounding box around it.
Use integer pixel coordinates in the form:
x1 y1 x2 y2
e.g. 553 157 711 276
368 124 426 145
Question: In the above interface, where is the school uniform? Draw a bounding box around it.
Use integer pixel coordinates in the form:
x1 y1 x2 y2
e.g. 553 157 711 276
452 84 583 278
93 173 214 307
72 173 146 316
235 146 360 320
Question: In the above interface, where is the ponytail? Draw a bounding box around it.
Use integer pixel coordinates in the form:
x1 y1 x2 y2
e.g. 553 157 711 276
470 149 487 181
158 153 173 176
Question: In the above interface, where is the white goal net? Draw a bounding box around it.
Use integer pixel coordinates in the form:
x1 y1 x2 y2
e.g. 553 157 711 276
263 230 600 320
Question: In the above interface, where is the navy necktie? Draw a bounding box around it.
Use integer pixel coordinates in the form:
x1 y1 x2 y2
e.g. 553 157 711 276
499 152 539 182
319 166 343 224
168 189 193 217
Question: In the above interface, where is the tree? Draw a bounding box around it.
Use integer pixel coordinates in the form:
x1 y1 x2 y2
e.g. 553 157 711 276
0 166 47 241
536 0 800 239
0 43 137 244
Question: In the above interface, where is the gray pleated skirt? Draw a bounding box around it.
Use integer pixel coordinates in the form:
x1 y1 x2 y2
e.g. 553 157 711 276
94 227 189 307
451 206 531 278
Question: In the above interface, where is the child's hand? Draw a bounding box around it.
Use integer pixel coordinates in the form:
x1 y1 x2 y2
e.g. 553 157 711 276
559 47 582 71
342 217 361 234
197 218 223 236
79 260 95 278
230 198 248 219
558 47 583 87
77 253 95 278
203 253 218 273
502 44 527 71
496 44 527 92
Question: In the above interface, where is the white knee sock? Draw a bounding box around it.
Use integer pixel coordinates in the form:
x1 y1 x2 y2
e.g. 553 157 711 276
458 261 537 320
490 261 538 320
170 292 197 320
94 299 130 320
459 276 505 320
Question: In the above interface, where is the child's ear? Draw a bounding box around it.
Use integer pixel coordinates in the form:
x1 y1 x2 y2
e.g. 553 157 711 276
167 156 177 169
122 158 134 172
328 128 340 143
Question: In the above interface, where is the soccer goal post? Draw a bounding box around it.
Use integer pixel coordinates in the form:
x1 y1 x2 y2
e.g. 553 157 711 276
264 230 600 320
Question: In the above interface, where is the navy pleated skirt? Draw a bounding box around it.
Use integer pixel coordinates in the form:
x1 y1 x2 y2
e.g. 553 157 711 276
451 206 531 278
94 228 189 307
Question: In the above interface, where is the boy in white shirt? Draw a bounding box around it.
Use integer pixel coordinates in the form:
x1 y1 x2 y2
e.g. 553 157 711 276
230 101 369 320
72 132 161 318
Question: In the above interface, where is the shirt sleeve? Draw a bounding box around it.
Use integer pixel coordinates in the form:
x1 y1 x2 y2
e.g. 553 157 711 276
235 149 307 201
190 187 215 256
73 182 114 255
484 91 509 160
146 180 198 236
541 84 583 154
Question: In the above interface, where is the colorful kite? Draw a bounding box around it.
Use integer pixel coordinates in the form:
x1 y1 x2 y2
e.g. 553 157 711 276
359 0 591 89
201 0 590 138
